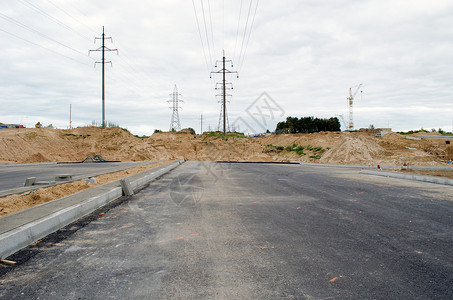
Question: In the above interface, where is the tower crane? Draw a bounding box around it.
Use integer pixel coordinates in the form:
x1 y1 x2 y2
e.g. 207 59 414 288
347 84 363 130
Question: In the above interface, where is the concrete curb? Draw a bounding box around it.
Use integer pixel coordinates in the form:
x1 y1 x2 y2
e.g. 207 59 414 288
0 161 163 198
361 170 453 186
0 162 58 168
299 162 371 169
299 162 453 171
0 160 183 259
0 187 123 260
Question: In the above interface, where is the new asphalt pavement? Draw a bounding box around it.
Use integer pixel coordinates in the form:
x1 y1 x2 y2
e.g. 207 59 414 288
0 161 452 299
0 161 152 191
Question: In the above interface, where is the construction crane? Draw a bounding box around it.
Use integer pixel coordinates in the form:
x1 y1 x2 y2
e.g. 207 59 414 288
347 84 363 130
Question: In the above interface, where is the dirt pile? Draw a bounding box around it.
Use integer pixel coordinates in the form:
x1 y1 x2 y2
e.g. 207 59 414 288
375 132 452 166
260 132 343 149
148 132 275 162
0 127 451 166
2 128 450 218
0 127 166 164
320 134 386 165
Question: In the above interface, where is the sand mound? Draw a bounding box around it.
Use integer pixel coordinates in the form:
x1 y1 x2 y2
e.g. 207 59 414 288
320 134 387 165
0 127 172 163
260 132 342 148
0 127 449 165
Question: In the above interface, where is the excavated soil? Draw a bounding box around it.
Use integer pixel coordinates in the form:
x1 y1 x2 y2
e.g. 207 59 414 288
0 127 451 216
0 127 451 165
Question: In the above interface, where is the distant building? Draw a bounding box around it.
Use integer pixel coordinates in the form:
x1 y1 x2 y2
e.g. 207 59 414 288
0 123 25 129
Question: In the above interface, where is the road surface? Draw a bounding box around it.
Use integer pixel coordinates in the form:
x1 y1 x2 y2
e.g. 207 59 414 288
0 162 452 299
0 161 151 191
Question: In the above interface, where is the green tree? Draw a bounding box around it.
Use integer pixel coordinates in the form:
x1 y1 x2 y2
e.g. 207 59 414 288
275 116 340 134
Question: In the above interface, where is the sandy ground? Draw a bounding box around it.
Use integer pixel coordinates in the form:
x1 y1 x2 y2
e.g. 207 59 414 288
1 127 451 166
0 160 170 217
0 127 453 165
0 127 451 216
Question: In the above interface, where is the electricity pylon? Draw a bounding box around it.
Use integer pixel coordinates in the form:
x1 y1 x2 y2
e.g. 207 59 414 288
215 82 232 132
89 26 118 127
168 84 183 132
210 50 238 136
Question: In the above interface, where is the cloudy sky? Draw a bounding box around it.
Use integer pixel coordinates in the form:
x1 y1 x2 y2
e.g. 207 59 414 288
1 0 452 135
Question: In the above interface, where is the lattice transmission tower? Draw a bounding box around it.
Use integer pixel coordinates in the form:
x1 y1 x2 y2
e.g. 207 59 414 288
168 84 183 132
210 51 238 136
216 82 232 132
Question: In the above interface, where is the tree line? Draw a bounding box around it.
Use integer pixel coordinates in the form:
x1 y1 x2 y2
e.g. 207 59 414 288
276 116 341 134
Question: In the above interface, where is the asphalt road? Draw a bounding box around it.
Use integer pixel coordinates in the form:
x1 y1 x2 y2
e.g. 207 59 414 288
1 162 452 299
0 161 150 191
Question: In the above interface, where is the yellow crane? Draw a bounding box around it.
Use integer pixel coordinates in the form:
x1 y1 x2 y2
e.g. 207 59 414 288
347 84 363 130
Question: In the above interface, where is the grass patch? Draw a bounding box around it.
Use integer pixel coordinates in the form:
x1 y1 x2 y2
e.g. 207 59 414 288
204 131 247 139
264 143 325 157
285 144 306 155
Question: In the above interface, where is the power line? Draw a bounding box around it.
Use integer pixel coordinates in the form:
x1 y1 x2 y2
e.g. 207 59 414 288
0 28 89 66
106 66 148 97
207 0 216 59
2 2 165 129
192 0 217 92
0 12 90 58
18 0 92 42
47 2 163 104
238 0 259 72
115 55 153 87
233 0 244 63
110 37 164 90
200 0 214 68
192 0 211 74
45 0 98 37
236 0 254 73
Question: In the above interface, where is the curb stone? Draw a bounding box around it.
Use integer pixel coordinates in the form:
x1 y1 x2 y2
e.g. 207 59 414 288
0 160 183 259
361 170 453 186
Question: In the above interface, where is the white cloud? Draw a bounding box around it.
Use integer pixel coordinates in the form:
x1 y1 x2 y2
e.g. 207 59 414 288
0 0 452 135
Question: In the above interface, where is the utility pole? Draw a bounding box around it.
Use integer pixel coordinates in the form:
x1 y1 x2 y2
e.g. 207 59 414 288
168 85 183 132
200 114 203 134
89 26 118 127
210 50 238 136
69 104 72 129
